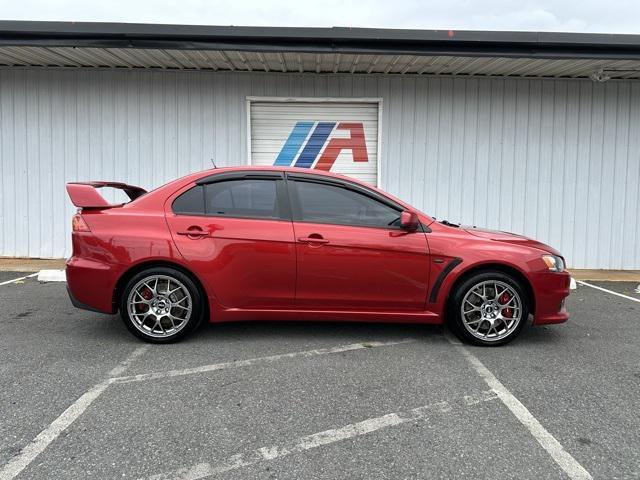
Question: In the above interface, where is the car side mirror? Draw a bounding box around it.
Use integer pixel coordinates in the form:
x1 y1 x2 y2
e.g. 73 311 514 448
400 211 419 232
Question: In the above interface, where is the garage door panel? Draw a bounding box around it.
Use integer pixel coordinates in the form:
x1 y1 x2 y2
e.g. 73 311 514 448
250 100 379 185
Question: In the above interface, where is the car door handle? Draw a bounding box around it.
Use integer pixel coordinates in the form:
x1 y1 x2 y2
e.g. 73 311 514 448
177 228 210 238
297 236 329 245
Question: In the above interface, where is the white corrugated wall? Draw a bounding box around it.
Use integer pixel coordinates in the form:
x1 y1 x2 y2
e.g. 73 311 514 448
0 68 639 269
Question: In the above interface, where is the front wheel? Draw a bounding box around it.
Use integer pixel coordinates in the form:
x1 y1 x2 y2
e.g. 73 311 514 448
120 267 204 343
448 271 530 346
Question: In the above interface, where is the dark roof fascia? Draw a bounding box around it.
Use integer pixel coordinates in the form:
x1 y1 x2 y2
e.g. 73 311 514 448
1 21 640 60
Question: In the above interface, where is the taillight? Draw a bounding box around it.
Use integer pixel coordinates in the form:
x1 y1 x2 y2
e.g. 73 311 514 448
72 213 91 232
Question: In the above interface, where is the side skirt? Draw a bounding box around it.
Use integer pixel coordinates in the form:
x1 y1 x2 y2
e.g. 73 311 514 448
209 306 442 324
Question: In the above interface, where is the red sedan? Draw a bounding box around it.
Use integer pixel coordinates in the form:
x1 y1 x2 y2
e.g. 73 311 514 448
65 167 570 346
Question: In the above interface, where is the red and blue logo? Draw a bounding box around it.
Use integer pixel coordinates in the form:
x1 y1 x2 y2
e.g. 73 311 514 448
273 122 369 171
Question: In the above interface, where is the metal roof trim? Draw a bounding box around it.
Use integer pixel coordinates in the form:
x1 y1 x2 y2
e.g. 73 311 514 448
1 21 640 60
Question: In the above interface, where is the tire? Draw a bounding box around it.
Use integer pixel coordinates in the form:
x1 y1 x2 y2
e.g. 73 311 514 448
447 271 530 346
120 267 204 343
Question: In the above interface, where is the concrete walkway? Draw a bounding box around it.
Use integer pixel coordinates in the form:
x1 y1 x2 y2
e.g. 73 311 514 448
568 269 640 282
0 258 66 272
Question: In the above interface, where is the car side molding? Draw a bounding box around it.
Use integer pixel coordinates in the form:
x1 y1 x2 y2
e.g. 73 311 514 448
428 257 463 303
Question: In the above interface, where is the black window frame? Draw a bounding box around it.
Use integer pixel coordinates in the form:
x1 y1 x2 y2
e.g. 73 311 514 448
172 171 291 221
285 172 406 230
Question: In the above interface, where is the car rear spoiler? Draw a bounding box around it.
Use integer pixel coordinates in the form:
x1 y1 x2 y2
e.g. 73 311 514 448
66 181 147 209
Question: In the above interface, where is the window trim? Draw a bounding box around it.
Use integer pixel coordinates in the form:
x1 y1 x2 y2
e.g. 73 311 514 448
286 174 405 230
172 176 291 222
195 170 284 185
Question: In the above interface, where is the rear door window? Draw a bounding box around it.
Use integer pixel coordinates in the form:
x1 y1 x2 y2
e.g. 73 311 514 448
204 179 281 219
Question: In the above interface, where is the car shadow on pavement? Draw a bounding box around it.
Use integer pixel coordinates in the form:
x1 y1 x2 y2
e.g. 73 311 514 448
66 312 143 345
78 314 568 347
194 320 570 347
505 323 569 347
194 320 439 344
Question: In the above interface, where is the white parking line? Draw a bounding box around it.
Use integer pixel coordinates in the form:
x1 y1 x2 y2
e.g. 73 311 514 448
0 345 149 480
113 339 414 384
108 345 151 377
0 340 407 480
576 280 640 304
0 273 38 286
445 333 592 480
140 390 499 480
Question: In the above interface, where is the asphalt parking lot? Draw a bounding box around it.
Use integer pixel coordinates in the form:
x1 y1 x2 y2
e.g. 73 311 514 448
1 274 639 479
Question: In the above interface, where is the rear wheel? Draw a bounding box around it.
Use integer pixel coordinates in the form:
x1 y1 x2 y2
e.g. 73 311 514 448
120 267 204 343
448 271 529 346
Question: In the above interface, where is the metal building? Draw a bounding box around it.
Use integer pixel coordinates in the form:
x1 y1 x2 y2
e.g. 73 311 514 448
0 21 639 269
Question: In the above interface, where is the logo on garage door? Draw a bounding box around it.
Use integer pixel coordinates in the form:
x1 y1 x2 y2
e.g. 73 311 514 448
273 122 369 171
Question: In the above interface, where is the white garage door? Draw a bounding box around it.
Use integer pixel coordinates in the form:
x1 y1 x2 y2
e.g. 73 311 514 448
249 99 379 185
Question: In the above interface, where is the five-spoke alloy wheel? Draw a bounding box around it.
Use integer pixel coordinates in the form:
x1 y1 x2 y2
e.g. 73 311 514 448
120 267 204 343
449 271 530 346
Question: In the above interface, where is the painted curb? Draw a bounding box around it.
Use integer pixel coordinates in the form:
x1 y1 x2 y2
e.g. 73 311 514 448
37 269 67 282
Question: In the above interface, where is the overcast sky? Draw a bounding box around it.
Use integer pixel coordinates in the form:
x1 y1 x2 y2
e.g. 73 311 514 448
2 0 639 34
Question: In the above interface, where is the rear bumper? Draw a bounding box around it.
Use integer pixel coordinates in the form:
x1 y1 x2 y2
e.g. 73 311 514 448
66 256 120 314
66 285 108 313
530 271 571 325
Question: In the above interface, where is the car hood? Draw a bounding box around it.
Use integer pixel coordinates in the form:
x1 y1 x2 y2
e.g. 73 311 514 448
463 227 561 256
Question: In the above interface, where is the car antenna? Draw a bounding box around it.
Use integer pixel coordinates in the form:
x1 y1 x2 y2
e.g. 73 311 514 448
210 158 217 169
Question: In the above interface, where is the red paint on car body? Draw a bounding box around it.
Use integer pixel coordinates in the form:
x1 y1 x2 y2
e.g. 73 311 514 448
66 166 570 327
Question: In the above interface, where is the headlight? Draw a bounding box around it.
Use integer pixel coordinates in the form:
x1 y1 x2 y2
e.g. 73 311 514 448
542 255 565 272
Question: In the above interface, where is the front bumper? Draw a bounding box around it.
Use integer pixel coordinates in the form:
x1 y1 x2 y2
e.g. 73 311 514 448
530 271 571 325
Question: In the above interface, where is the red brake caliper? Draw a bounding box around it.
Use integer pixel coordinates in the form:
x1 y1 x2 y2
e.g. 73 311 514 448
138 287 153 313
499 292 513 318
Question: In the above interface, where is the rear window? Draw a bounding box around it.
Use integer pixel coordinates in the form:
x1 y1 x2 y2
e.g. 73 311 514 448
172 186 205 215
